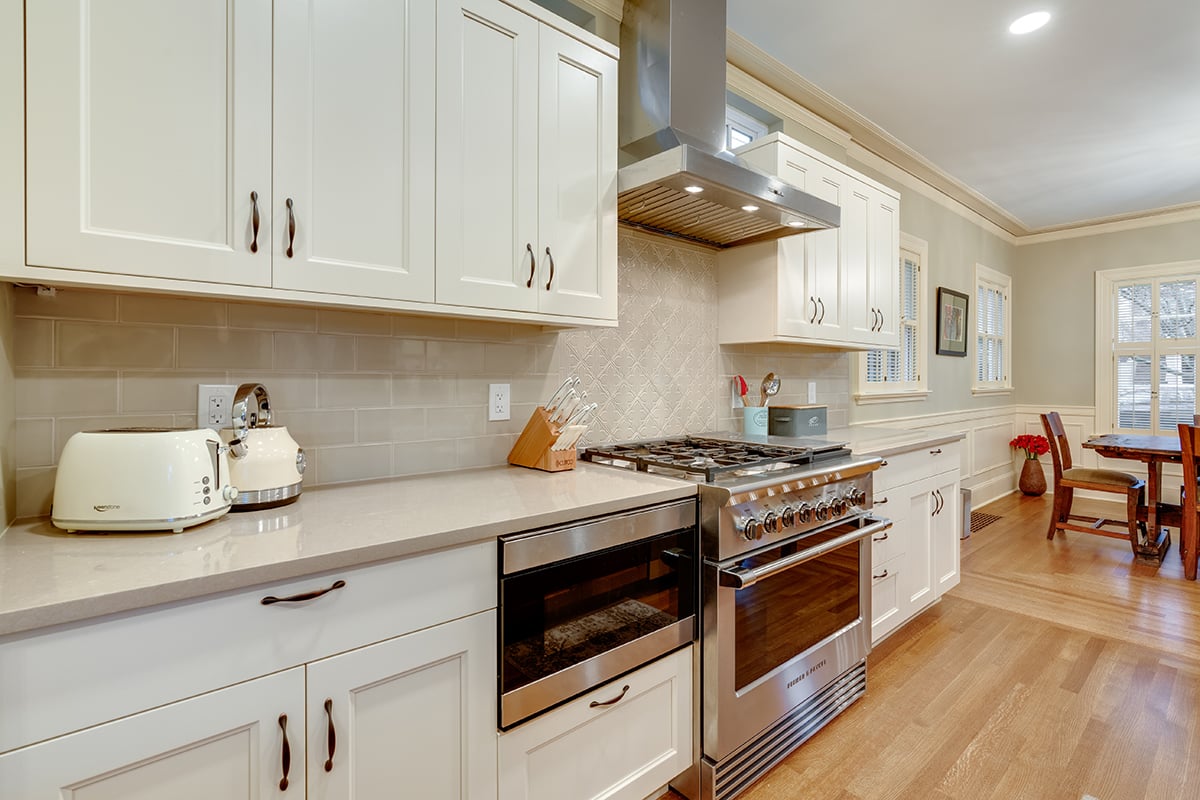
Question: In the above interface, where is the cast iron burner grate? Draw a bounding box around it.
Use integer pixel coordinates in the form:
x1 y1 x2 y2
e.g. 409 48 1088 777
581 436 820 482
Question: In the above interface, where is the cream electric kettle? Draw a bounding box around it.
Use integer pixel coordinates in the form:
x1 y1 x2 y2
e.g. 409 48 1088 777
220 384 306 510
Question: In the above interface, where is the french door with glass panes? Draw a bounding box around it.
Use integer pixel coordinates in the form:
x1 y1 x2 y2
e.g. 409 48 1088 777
1113 276 1197 434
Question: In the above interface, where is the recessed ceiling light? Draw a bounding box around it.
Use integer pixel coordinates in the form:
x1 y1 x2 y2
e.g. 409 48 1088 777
742 204 759 212
786 221 806 228
684 185 704 194
1009 11 1050 35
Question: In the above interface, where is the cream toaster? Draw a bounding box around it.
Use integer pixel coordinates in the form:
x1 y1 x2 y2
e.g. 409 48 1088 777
52 428 238 533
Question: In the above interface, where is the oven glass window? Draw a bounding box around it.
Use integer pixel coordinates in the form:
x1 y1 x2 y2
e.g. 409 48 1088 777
733 528 861 690
501 529 695 696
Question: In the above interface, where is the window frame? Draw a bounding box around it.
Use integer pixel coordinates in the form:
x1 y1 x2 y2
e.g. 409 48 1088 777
724 105 768 151
855 232 930 403
1095 259 1200 433
972 263 1013 395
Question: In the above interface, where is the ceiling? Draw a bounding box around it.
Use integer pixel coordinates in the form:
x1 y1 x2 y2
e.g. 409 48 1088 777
726 0 1200 235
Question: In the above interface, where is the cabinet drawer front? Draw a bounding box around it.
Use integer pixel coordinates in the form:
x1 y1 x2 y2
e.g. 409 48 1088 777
874 440 961 492
870 556 903 644
0 542 494 754
498 646 693 800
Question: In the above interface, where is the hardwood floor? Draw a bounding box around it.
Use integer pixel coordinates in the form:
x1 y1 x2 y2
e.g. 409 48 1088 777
672 492 1200 800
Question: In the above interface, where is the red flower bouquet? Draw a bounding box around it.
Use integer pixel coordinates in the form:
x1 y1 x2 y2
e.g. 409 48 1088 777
1010 433 1049 461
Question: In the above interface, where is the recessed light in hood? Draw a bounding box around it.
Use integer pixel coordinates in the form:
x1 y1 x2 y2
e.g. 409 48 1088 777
616 0 840 249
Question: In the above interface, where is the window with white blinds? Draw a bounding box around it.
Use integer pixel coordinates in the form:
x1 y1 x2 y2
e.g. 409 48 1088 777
1112 275 1198 433
974 264 1011 391
857 234 928 401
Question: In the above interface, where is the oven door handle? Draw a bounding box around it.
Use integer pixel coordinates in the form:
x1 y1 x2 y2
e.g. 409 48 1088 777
718 516 892 590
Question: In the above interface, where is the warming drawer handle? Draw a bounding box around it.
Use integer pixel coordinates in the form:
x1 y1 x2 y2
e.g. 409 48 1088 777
278 714 291 791
718 517 893 590
261 579 346 605
589 684 630 708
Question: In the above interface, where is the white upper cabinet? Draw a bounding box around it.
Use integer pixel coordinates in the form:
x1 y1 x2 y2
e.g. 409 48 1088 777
25 0 273 286
273 0 436 302
718 133 901 350
436 0 617 321
17 0 617 326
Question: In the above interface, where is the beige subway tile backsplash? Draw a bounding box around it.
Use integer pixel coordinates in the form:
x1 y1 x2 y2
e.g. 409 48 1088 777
178 327 274 370
57 322 174 368
10 231 854 519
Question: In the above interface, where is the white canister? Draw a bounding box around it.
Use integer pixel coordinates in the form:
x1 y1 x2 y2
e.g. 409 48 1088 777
743 405 769 436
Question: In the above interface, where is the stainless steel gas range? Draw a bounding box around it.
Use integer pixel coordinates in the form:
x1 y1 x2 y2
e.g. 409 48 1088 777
582 434 889 800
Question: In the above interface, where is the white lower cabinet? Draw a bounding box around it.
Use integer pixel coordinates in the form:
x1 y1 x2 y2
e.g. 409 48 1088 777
306 611 496 800
870 440 962 644
498 646 693 800
0 668 307 799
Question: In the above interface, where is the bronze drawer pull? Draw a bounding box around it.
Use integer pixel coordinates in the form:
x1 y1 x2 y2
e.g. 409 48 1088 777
817 297 825 324
873 532 889 542
545 247 555 290
261 579 346 605
525 243 535 288
873 569 889 580
324 698 337 772
278 714 291 790
876 497 888 505
930 448 943 455
589 684 630 708
879 459 888 467
285 197 296 258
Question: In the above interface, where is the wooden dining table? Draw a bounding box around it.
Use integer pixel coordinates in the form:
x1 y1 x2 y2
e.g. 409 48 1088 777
1082 433 1179 565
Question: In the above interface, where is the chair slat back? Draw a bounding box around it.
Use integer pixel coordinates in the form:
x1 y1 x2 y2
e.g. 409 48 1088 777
1180 423 1200 509
1041 411 1072 480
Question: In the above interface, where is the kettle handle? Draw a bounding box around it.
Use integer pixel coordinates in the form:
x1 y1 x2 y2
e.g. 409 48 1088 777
231 383 272 430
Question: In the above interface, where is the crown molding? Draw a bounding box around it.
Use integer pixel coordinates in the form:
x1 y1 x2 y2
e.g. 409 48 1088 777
571 0 622 21
1014 202 1200 246
725 64 853 151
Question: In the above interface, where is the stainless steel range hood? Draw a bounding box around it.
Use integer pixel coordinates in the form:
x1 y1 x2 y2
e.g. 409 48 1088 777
618 0 840 249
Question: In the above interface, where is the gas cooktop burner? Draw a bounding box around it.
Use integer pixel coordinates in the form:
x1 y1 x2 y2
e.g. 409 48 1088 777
581 434 849 483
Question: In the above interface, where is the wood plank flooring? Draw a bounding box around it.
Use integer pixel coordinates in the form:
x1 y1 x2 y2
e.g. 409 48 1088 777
669 492 1200 800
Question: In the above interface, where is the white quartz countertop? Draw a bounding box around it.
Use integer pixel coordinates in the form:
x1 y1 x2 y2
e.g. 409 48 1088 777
0 464 696 638
836 426 966 458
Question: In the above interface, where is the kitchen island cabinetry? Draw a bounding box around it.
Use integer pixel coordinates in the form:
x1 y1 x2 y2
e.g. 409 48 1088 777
870 440 961 644
0 544 497 800
717 133 901 350
436 0 617 321
14 0 616 327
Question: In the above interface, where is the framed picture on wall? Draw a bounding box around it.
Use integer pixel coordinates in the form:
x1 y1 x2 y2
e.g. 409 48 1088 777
935 287 969 357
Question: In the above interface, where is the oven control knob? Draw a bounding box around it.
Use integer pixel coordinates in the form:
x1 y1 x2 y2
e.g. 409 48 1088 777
762 511 779 534
814 502 831 521
737 516 764 541
780 506 796 528
797 503 813 524
832 498 847 516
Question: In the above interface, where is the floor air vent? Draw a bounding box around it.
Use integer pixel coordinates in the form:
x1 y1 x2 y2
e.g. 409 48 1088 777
712 660 867 800
970 511 1003 533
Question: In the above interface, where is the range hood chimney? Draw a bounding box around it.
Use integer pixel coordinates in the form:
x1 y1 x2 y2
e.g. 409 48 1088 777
617 0 839 248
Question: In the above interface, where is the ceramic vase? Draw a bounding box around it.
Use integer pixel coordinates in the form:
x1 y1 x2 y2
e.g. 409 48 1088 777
1019 457 1046 496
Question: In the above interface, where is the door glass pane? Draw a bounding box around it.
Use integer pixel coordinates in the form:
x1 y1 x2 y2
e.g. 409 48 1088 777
1159 280 1196 340
1159 354 1196 430
1117 283 1152 343
1117 355 1152 429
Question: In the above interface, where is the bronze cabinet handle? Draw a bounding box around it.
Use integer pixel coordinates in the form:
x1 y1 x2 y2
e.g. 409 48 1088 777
589 684 630 708
930 448 943 455
876 309 884 331
525 243 535 288
809 297 817 324
880 459 889 467
324 698 336 772
873 569 889 580
876 496 888 504
286 197 296 258
250 191 260 253
545 247 555 290
278 714 291 791
261 579 346 605
873 532 889 541
817 297 825 324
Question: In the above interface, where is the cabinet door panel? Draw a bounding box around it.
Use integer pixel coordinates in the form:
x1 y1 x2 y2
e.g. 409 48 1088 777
933 476 961 596
536 28 616 320
841 182 873 341
870 190 901 345
902 479 935 613
436 0 539 312
803 163 844 333
26 0 271 285
306 611 496 800
0 669 304 799
274 0 435 301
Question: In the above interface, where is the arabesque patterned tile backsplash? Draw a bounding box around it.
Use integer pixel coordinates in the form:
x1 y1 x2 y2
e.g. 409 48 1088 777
12 231 851 517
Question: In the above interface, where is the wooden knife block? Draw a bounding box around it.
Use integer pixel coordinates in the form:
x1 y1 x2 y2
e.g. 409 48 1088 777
507 407 576 472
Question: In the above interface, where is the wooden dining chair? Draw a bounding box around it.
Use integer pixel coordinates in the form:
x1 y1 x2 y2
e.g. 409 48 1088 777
1178 423 1200 580
1041 412 1146 555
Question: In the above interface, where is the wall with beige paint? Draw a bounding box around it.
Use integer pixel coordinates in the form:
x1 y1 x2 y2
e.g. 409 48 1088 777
1014 218 1200 408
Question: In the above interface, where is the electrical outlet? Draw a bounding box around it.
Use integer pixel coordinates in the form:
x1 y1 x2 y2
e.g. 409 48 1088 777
197 384 238 429
489 383 511 421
